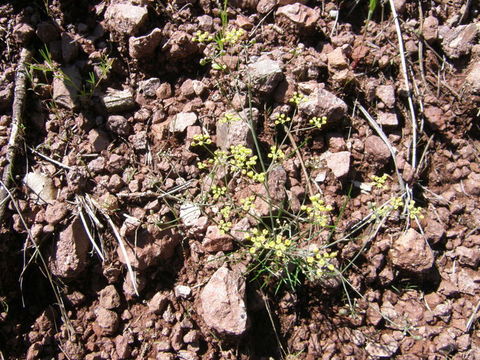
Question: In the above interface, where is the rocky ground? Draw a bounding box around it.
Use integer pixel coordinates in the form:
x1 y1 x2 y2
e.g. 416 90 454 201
0 0 480 359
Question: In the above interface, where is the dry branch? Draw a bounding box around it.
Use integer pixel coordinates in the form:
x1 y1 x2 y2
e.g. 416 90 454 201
0 48 32 223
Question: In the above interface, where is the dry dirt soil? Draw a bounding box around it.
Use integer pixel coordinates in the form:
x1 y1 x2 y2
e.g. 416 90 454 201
1 0 480 359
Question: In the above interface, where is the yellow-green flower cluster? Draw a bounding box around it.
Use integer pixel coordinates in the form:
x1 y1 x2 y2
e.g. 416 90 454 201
306 247 337 278
195 145 265 182
246 229 293 257
301 194 333 227
391 196 403 210
218 205 233 234
218 219 232 234
309 116 327 129
371 204 391 220
192 30 214 43
407 200 424 220
371 174 388 189
219 112 241 124
267 145 285 162
220 205 232 219
274 113 291 125
240 195 255 212
211 185 227 200
221 28 246 45
229 145 258 172
289 92 305 105
191 134 212 147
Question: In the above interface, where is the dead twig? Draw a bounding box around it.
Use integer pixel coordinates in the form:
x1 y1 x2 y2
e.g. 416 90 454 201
388 0 418 170
0 48 32 223
88 194 139 296
28 146 73 171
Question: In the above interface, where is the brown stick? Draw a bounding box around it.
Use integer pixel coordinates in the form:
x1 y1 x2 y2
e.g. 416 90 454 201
0 48 32 223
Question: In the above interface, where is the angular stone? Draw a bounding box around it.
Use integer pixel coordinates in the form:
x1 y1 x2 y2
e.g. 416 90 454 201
366 334 398 358
45 201 68 225
174 285 192 299
424 106 445 131
376 85 396 108
88 129 110 152
117 225 180 270
425 219 445 245
148 292 169 314
104 3 148 36
163 30 198 60
169 112 197 133
129 28 162 59
441 23 478 59
99 285 121 310
364 135 391 164
216 108 258 150
325 151 350 178
464 172 480 196
180 203 201 227
203 226 234 253
377 112 398 128
455 246 480 268
102 88 135 113
298 86 347 122
423 16 439 43
107 115 131 137
390 228 434 274
327 47 348 70
276 3 320 29
137 77 161 99
49 217 89 278
247 59 284 93
198 266 248 337
94 307 119 336
52 65 81 110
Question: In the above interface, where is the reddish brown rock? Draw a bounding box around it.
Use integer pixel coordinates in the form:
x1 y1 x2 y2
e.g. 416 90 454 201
202 225 234 253
424 106 446 131
198 266 248 337
365 135 391 164
129 28 162 59
99 285 121 310
117 225 180 270
390 229 434 274
94 307 119 336
276 3 320 29
49 216 89 278
45 201 69 225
